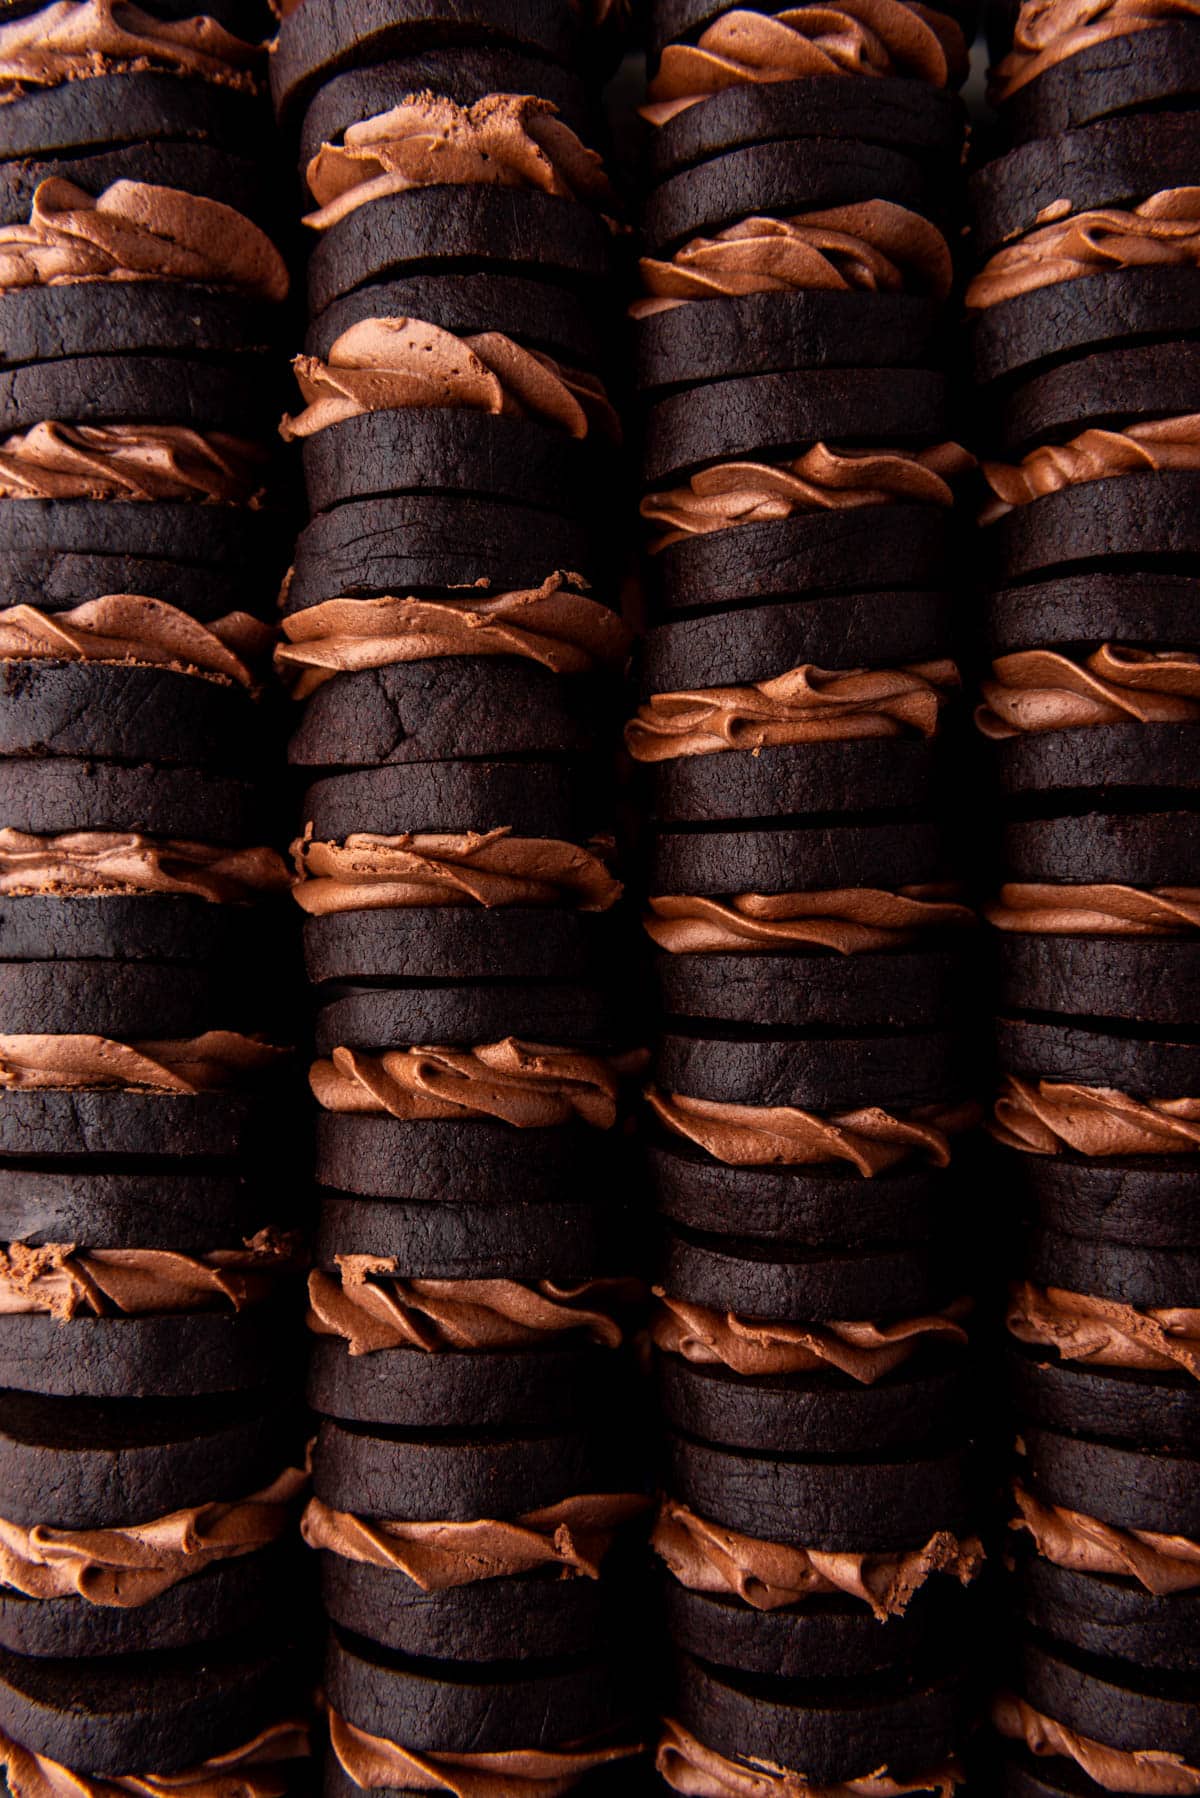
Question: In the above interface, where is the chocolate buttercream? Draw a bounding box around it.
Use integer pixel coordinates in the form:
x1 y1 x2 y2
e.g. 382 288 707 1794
646 887 973 953
652 1291 969 1382
977 645 1200 737
1012 1482 1200 1596
304 93 613 229
987 882 1200 934
281 317 618 444
0 1229 299 1318
0 423 266 504
0 595 269 688
633 203 952 316
0 1031 285 1093
981 413 1200 522
626 659 958 760
657 1720 960 1798
0 0 261 104
0 828 289 903
967 187 1200 311
646 1088 977 1175
992 1076 1200 1156
642 442 971 552
0 1720 310 1798
1008 1281 1200 1378
654 1499 981 1620
0 1465 304 1608
291 828 620 915
310 1039 639 1130
307 1259 635 1355
993 1694 1200 1794
0 178 287 301
991 0 1200 102
302 1490 646 1588
642 3 965 126
328 1707 642 1798
274 572 629 695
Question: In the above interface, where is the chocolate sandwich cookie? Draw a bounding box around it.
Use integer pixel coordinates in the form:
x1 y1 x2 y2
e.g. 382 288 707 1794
661 1653 966 1790
654 1224 968 1454
969 114 1200 383
0 499 284 618
991 19 1200 146
307 1417 644 1661
0 1162 296 1395
0 1383 302 1659
0 1634 306 1782
269 1 586 120
995 1639 1200 1793
1012 1426 1200 1674
1005 1224 1200 1451
287 495 602 607
322 1628 641 1796
645 73 964 186
978 569 1200 810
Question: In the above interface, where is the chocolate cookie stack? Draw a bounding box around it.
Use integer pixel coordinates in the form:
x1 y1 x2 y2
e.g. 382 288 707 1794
270 5 653 1789
0 4 310 1793
628 3 987 1786
970 8 1200 1790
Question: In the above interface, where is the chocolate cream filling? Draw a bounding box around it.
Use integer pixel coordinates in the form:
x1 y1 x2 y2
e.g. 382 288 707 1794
0 424 266 504
652 1291 969 1381
0 1031 287 1093
1012 1482 1200 1596
993 1694 1200 1795
990 0 1200 102
976 646 1200 737
992 1077 1200 1156
0 1230 301 1318
646 1089 978 1174
291 829 620 914
328 1708 642 1798
646 888 973 954
0 829 289 902
981 413 1200 522
657 1719 961 1797
967 187 1200 311
1007 1281 1200 1378
0 1721 310 1798
0 0 262 102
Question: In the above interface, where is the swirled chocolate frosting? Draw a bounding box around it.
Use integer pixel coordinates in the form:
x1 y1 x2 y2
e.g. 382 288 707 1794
646 887 973 953
986 883 1200 935
642 441 971 551
328 1708 642 1798
1008 1281 1200 1377
652 1291 969 1381
981 413 1200 521
311 1039 641 1129
0 0 261 103
993 1694 1200 1794
0 1031 286 1093
967 187 1200 311
976 645 1200 736
304 93 612 228
0 423 266 503
291 829 620 914
1012 1482 1200 1595
647 1088 978 1174
992 1076 1200 1156
0 1229 300 1318
0 178 287 301
0 829 289 903
657 1719 961 1797
991 0 1200 102
0 596 269 688
0 1721 310 1798
634 202 952 315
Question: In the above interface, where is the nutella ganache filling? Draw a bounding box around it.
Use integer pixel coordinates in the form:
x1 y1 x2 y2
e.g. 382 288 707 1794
328 1708 642 1797
641 442 971 552
652 1291 969 1382
992 1076 1200 1156
1012 1482 1200 1595
310 1039 642 1130
274 573 630 693
632 203 953 317
303 93 613 230
1007 1282 1200 1378
0 830 289 903
0 1722 311 1798
0 1031 286 1094
986 884 1200 935
0 180 288 303
641 2 966 127
307 1258 637 1355
0 596 271 689
967 188 1200 312
976 646 1200 737
0 1230 301 1318
657 1720 961 1798
291 830 621 915
302 1491 647 1589
0 0 262 103
990 0 1200 102
654 1499 982 1620
646 1089 978 1175
281 318 618 445
625 660 959 761
0 424 267 504
0 1466 304 1608
993 1693 1200 1795
646 888 974 954
981 415 1200 522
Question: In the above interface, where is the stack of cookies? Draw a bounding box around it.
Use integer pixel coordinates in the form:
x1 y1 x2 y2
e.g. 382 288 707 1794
627 2 988 1785
0 2 310 1792
269 4 654 1789
969 8 1200 1790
